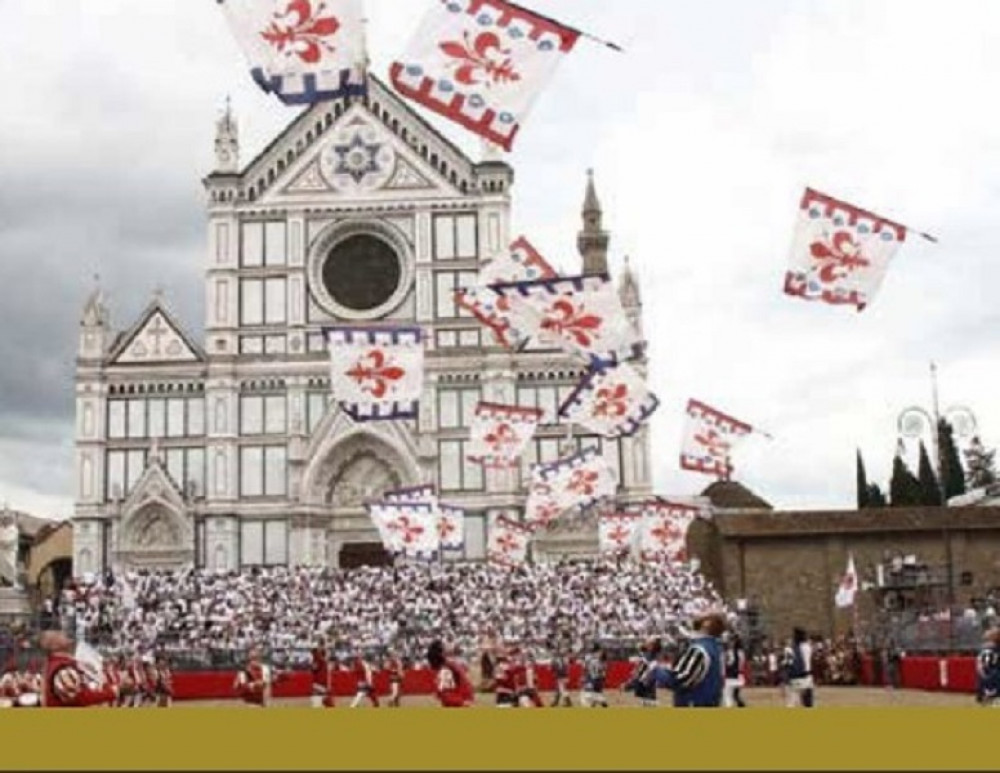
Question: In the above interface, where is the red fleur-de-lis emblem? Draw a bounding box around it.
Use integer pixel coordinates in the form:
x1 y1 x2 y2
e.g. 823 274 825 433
608 523 631 546
593 384 630 419
437 517 457 541
541 298 603 349
568 469 600 497
694 427 731 461
439 31 522 87
346 349 406 400
388 516 424 546
809 231 871 285
496 532 520 554
485 423 517 453
260 0 341 64
533 501 563 525
650 519 682 548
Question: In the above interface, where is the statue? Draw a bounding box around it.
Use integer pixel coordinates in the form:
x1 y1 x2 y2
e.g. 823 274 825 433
0 513 20 589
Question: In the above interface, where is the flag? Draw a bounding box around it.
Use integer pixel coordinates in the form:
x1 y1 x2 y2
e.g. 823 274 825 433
389 0 580 151
525 447 617 529
784 188 908 312
455 236 558 347
437 504 466 551
559 362 659 438
599 512 639 556
468 402 543 468
637 500 700 563
681 399 753 478
492 275 643 367
366 502 439 560
379 486 465 552
326 326 424 421
836 553 859 609
218 0 367 105
487 515 532 565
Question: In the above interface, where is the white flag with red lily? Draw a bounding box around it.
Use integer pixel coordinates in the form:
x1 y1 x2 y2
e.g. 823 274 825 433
379 486 465 552
599 513 640 556
326 326 424 421
456 236 558 347
525 447 617 530
492 275 643 367
784 188 909 313
637 500 700 563
367 502 440 560
680 399 753 478
389 0 580 151
468 402 543 468
487 515 532 566
559 363 659 438
835 553 859 609
218 0 367 105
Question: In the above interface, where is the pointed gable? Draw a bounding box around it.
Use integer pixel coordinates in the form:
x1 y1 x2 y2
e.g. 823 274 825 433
108 300 205 366
243 75 482 205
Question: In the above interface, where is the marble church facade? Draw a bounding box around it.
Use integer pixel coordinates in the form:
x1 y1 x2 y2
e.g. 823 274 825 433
72 77 651 574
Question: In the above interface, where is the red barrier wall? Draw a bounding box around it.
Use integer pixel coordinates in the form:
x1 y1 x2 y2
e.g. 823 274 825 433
171 661 639 702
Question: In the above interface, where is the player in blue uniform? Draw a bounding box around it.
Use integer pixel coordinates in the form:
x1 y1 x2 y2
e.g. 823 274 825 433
654 612 726 708
783 628 815 708
976 628 1000 707
580 644 609 708
623 638 662 708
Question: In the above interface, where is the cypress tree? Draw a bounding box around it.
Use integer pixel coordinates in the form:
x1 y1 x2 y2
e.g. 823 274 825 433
937 419 966 500
890 452 922 507
964 436 998 490
857 450 870 510
867 483 887 508
917 441 942 506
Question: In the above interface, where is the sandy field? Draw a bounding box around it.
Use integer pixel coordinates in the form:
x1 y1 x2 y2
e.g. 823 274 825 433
180 686 974 709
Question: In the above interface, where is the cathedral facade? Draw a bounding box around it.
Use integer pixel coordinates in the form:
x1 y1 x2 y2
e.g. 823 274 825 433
72 78 650 574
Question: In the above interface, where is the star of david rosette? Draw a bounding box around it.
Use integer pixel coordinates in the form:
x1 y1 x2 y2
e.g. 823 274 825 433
491 275 645 368
324 326 425 422
558 361 660 439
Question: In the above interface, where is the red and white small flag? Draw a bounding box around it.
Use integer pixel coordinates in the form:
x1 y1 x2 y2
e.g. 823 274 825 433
680 399 754 479
325 326 424 422
468 402 543 468
218 0 368 105
835 553 859 609
456 236 558 347
599 512 640 556
488 515 532 566
379 486 465 552
525 447 617 530
559 362 659 438
637 500 700 563
389 0 581 151
784 188 928 312
492 275 643 366
367 502 439 560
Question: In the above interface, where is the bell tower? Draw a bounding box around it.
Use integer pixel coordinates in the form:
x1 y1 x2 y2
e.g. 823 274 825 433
578 169 610 276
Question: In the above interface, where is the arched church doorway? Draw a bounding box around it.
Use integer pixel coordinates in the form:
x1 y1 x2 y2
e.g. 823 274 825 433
339 543 393 570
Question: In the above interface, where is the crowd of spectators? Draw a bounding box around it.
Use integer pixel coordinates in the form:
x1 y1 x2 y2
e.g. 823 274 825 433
53 559 727 663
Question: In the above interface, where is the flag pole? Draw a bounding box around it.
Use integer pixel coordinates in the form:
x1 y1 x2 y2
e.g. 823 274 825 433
503 1 625 52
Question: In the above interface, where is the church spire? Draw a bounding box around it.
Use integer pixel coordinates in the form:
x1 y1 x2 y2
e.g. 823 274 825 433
619 256 643 338
214 96 240 174
578 169 610 276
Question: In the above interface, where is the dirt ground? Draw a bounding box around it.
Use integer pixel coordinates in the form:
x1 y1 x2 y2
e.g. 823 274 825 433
182 686 973 708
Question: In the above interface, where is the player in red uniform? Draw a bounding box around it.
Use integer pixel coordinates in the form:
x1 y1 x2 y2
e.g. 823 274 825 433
427 640 474 708
155 655 174 708
310 643 336 708
349 654 380 708
518 651 544 708
234 647 272 708
491 645 519 708
38 631 117 709
385 651 404 708
128 654 148 708
103 659 121 708
141 655 159 707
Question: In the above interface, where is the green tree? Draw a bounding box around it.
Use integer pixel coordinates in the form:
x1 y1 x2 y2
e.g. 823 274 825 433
964 436 998 490
857 450 870 510
917 441 942 506
938 419 967 500
890 451 923 507
867 483 887 508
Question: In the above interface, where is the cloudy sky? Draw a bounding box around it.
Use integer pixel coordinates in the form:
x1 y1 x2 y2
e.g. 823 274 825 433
2 0 1000 519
